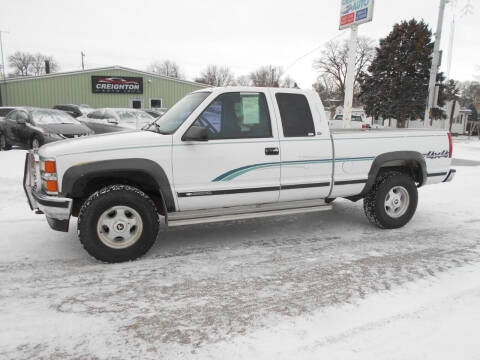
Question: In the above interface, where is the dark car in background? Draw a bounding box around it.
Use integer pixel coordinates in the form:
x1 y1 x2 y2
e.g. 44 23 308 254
0 107 19 150
0 107 93 150
77 108 154 134
53 104 94 118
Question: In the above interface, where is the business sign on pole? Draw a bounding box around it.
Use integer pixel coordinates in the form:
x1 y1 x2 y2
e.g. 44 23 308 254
339 0 374 30
91 76 143 94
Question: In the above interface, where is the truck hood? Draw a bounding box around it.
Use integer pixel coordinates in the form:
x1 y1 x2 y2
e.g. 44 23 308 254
39 130 172 158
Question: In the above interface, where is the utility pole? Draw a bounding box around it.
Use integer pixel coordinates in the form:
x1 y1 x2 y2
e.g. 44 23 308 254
424 0 449 127
342 25 358 129
81 51 85 70
0 30 9 106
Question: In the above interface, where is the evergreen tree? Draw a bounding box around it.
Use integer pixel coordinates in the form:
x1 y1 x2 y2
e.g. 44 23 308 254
359 19 434 128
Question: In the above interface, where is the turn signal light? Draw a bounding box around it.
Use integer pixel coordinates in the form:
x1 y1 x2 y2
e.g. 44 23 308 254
46 180 59 193
44 161 56 173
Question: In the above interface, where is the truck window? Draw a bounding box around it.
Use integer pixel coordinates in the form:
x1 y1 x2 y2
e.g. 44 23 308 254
275 93 315 137
193 92 272 140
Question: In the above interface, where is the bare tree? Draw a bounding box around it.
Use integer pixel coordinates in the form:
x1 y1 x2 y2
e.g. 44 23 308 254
235 74 251 86
313 74 340 107
8 51 34 76
147 60 184 79
31 53 59 75
195 64 235 86
8 51 59 76
280 75 299 88
249 65 284 87
313 37 375 100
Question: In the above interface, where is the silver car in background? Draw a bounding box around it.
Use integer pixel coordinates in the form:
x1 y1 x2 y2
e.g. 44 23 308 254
77 108 155 134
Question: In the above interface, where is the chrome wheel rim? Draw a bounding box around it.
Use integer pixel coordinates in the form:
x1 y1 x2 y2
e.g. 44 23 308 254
96 205 143 249
384 186 410 218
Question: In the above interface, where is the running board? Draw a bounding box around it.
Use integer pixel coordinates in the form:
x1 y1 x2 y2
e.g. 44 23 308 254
167 199 332 227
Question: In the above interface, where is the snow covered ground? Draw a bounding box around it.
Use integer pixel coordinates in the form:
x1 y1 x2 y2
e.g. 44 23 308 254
0 139 479 359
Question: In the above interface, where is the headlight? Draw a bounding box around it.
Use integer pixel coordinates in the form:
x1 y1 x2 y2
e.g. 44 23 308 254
40 159 59 195
46 133 65 140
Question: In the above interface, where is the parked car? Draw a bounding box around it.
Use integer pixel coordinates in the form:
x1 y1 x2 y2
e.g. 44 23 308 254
1 107 93 150
329 114 368 129
24 87 455 262
77 108 155 134
53 104 94 118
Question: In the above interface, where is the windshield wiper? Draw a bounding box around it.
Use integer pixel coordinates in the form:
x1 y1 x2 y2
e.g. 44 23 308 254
143 121 168 134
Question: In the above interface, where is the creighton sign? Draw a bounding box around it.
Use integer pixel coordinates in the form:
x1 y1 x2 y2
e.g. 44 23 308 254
339 0 374 30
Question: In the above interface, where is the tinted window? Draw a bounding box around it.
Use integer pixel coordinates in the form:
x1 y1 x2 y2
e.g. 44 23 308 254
0 108 14 117
192 92 271 140
87 110 104 119
276 93 315 137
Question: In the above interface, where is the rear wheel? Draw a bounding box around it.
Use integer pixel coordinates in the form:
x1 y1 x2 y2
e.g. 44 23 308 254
78 185 159 263
363 171 418 229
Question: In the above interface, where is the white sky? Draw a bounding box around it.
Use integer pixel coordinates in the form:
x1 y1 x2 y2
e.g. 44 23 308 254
0 0 478 88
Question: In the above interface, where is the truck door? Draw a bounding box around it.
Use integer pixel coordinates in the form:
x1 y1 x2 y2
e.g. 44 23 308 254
172 91 281 211
271 90 333 202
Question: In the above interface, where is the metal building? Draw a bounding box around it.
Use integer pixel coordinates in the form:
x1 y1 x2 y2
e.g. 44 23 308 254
0 66 207 110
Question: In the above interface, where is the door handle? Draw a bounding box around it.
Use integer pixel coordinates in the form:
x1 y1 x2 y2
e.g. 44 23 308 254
265 147 279 156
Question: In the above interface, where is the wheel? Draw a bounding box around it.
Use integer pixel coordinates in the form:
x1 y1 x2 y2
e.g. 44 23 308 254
0 133 12 151
31 135 42 150
363 171 418 229
78 185 160 263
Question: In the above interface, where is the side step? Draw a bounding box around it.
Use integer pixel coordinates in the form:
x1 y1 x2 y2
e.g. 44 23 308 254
167 199 332 227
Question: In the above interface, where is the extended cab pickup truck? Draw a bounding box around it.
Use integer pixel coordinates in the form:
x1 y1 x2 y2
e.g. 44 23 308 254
24 87 456 262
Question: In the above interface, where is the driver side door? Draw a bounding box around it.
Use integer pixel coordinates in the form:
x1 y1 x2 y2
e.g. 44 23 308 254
172 91 281 211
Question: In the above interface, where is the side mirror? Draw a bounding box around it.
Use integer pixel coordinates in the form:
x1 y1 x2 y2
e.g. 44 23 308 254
182 126 208 142
16 118 26 125
107 118 119 125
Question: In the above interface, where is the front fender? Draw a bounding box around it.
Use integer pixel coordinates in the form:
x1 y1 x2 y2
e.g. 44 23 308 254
61 158 175 211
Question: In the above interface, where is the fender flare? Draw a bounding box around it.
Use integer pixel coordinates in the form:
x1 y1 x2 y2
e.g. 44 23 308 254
62 158 176 211
360 151 427 196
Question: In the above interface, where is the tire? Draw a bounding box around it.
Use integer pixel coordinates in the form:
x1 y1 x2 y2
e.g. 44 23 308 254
0 133 12 151
363 171 418 229
78 185 159 263
31 135 43 150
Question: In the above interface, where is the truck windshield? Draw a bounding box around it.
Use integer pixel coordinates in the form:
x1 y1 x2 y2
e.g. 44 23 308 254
149 92 211 134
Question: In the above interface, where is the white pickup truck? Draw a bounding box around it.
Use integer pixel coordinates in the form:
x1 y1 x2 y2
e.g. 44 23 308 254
24 87 455 262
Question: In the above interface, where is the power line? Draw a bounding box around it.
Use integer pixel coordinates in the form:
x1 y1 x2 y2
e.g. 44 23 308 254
283 31 348 73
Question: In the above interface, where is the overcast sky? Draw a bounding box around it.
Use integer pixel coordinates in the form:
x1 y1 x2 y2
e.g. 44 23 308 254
0 0 478 88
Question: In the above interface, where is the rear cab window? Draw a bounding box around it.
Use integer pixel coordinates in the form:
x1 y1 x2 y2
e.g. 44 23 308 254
275 93 315 137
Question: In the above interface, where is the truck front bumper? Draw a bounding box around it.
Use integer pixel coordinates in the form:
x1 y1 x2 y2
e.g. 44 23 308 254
443 169 456 183
23 152 73 232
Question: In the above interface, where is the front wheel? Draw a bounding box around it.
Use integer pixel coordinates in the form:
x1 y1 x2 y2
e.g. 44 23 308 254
0 134 12 151
31 135 43 150
363 171 418 229
78 185 160 262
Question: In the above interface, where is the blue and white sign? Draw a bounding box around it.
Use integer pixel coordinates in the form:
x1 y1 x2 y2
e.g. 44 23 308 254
339 0 375 30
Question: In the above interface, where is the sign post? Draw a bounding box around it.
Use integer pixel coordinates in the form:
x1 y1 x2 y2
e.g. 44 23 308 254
339 0 374 128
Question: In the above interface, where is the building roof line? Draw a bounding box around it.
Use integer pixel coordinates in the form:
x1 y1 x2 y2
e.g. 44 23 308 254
0 65 209 87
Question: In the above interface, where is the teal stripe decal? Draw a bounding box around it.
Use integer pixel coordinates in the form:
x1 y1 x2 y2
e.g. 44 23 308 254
213 156 375 182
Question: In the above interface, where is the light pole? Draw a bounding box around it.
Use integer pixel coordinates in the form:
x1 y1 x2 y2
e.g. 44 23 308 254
424 0 449 127
342 25 358 129
0 30 9 106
